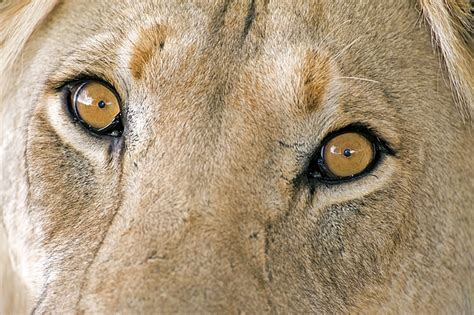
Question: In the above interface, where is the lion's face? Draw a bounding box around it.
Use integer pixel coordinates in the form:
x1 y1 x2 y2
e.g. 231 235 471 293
1 0 473 313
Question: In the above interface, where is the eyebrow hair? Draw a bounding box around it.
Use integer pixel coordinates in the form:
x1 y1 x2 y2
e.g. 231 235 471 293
128 24 168 80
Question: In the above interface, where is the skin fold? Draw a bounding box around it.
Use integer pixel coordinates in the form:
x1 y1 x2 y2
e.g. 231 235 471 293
0 0 472 313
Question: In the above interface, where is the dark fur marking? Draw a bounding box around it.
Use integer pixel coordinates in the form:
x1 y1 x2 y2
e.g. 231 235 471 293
242 0 256 40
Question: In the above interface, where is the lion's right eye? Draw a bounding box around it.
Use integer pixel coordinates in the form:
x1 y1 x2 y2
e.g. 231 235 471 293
68 80 123 136
308 126 393 184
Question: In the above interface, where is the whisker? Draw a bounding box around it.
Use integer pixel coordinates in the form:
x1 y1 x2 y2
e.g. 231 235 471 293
318 20 352 46
337 76 380 84
332 37 362 61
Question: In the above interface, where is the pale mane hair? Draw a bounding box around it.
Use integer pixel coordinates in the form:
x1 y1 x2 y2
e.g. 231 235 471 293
0 0 58 107
1 1 58 312
419 0 473 121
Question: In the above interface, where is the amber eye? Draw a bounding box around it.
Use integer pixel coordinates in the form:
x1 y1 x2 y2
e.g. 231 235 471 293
310 129 381 182
69 81 123 136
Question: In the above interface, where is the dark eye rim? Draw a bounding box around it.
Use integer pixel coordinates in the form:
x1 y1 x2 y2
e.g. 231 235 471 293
308 124 394 184
63 79 124 137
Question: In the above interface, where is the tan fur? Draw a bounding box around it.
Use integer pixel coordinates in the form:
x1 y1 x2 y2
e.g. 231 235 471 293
129 24 169 80
1 0 473 314
301 52 332 113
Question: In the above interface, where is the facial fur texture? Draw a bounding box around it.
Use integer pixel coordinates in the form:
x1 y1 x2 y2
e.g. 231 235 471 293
1 0 473 313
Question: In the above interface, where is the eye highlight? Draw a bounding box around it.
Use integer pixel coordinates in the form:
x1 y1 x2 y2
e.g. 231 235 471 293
309 127 389 183
67 80 123 136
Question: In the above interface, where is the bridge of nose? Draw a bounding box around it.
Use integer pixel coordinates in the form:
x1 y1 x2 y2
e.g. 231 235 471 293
118 17 305 228
77 113 284 312
77 5 316 309
77 59 291 314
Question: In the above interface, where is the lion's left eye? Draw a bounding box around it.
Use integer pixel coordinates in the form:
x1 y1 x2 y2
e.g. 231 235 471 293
309 128 384 183
67 80 123 136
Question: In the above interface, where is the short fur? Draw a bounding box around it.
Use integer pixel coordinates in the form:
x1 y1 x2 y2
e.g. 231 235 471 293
1 0 473 313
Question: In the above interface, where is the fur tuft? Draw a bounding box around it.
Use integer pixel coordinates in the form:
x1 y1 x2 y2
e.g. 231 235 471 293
419 0 473 121
1 2 58 312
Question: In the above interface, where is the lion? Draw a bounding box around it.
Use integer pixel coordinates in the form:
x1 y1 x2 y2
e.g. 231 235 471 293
0 0 472 313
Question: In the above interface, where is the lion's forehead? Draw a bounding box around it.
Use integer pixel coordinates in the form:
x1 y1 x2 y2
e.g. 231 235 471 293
49 0 425 124
54 0 420 82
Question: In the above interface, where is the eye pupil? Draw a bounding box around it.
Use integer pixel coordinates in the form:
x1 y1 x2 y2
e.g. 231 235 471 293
98 100 106 108
343 148 352 157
